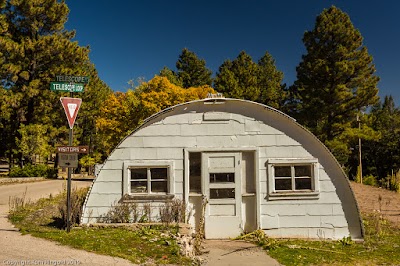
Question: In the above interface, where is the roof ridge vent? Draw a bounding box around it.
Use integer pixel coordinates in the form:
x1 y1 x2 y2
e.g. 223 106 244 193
205 92 225 99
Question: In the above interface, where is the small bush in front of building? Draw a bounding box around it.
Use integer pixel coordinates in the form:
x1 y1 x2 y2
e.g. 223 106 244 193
9 164 57 178
159 199 187 224
98 202 140 223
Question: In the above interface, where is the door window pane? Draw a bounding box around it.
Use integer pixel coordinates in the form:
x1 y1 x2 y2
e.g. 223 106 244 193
210 173 235 183
189 152 201 193
210 188 235 199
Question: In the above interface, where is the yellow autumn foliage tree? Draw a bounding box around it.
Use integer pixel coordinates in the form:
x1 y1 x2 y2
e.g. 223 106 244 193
96 76 214 157
136 75 214 118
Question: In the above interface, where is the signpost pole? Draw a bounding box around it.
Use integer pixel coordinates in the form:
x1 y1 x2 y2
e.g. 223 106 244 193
66 127 72 232
66 91 73 233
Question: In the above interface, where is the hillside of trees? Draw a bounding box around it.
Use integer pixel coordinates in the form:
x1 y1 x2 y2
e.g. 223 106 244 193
1 1 399 190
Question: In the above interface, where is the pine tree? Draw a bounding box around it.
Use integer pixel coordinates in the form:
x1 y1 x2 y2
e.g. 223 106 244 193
214 51 259 101
159 66 183 87
363 96 400 179
0 0 93 162
257 52 285 109
214 51 285 107
290 6 379 145
176 48 212 88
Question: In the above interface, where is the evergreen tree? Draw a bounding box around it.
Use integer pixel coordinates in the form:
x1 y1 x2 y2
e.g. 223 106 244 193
214 51 259 101
362 96 400 180
215 51 285 107
159 66 183 87
257 52 285 109
0 0 95 163
77 64 112 161
290 6 379 147
176 48 212 88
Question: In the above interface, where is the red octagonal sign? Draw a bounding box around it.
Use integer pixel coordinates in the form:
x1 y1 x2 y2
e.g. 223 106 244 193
60 97 82 129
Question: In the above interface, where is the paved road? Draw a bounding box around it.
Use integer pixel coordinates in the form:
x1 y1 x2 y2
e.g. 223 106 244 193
0 179 135 266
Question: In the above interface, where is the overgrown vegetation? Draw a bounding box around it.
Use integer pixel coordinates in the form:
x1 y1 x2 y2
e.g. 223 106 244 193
8 190 194 265
58 187 88 228
351 170 400 192
236 213 400 265
9 164 57 178
97 198 189 225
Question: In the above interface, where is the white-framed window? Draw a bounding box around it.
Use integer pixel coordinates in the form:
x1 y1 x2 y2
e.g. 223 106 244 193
130 167 168 194
123 160 174 196
267 158 319 200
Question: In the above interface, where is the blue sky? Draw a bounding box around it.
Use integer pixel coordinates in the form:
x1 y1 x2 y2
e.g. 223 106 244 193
65 0 400 103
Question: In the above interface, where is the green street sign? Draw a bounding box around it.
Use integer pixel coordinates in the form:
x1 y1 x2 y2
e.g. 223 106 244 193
56 75 89 84
50 82 84 92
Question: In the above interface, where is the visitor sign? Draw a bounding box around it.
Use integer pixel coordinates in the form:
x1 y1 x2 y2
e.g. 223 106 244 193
51 82 84 92
57 146 89 154
60 97 82 129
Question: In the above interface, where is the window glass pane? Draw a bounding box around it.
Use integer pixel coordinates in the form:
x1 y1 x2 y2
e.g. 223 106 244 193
295 178 312 190
151 180 168 193
210 188 235 199
295 165 312 177
274 166 291 177
189 152 201 193
131 181 147 193
275 178 292 190
131 168 147 180
210 173 235 183
150 168 167 180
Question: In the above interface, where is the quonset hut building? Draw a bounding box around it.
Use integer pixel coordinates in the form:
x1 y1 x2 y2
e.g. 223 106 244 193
81 97 363 240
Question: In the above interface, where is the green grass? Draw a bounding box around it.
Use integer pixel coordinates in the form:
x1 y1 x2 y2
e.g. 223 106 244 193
8 190 193 265
240 213 400 265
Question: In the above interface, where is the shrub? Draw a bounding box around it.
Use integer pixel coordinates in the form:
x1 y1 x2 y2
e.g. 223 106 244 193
98 202 140 223
380 171 400 192
159 199 187 224
58 187 89 228
9 164 57 178
363 175 378 187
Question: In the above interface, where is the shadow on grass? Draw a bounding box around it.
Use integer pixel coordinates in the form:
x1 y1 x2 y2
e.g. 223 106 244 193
47 216 65 229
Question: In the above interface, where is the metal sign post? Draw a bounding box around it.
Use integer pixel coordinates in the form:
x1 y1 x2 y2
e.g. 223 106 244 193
60 96 82 233
66 128 73 232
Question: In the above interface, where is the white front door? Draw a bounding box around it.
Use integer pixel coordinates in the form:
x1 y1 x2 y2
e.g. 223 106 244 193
202 152 242 239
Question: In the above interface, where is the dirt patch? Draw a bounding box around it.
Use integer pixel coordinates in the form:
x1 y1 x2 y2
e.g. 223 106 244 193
351 181 400 226
199 239 280 265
